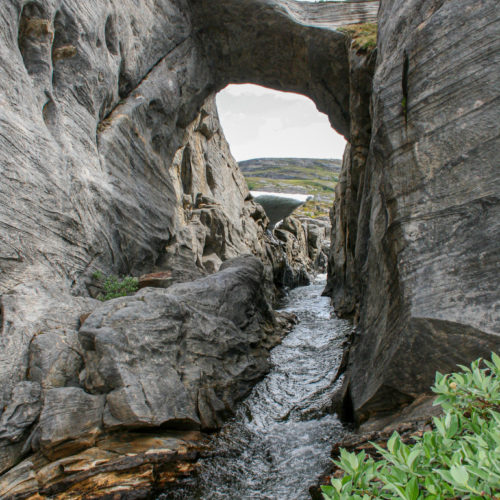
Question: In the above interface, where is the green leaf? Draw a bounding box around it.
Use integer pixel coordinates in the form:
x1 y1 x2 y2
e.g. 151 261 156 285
491 352 500 372
387 432 400 454
446 414 459 438
405 476 420 500
384 482 409 500
321 355 499 500
450 465 469 486
407 448 421 470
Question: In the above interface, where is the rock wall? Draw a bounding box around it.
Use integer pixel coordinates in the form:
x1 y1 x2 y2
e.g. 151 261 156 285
3 0 498 494
0 0 372 486
0 257 296 498
0 0 273 474
327 0 500 423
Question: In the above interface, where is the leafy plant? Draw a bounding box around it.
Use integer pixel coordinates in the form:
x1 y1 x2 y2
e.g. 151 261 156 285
322 353 500 500
92 271 139 301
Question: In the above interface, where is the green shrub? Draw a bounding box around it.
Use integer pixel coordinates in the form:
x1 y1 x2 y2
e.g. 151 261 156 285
92 271 139 301
322 353 500 500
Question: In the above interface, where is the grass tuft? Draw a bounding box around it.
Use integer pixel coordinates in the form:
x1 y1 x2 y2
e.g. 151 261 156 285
338 23 377 52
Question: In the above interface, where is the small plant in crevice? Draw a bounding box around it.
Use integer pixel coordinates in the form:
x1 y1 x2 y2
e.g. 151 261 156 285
92 271 139 301
321 353 500 500
338 23 378 52
401 96 407 113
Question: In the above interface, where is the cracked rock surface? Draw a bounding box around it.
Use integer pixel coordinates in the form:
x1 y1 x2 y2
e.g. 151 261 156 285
1 0 372 481
79 256 283 433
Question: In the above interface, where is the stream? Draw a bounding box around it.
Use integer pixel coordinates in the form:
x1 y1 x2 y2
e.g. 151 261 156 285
161 276 352 499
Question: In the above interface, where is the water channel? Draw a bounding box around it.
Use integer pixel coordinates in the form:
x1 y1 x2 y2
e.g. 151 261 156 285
161 276 352 499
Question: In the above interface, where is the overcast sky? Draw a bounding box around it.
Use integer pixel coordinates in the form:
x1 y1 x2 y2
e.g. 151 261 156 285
216 84 347 162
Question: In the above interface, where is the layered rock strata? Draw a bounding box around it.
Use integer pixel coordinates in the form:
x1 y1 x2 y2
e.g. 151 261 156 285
2 0 498 495
326 0 500 423
0 430 205 499
1 1 375 483
274 216 331 287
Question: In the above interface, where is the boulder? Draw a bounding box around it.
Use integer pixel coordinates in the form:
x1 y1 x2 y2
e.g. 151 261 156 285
79 256 287 432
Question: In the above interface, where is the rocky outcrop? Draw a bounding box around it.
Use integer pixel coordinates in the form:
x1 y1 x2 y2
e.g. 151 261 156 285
3 0 498 494
274 216 331 287
0 0 374 485
190 0 379 137
0 430 204 499
326 0 500 423
323 41 377 316
78 256 285 434
0 257 295 497
303 217 331 273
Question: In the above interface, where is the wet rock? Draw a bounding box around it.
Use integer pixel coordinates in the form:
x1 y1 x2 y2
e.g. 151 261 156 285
302 217 331 273
273 216 331 287
0 430 204 499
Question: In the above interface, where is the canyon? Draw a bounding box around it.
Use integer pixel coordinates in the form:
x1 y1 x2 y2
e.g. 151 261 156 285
0 0 499 497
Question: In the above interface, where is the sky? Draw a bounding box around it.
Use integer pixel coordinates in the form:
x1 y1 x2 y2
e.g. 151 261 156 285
216 84 347 162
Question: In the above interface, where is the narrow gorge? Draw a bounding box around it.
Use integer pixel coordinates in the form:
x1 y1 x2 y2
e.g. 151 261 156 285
0 0 499 498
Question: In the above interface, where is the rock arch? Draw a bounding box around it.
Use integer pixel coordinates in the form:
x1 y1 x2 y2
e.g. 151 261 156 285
1 0 498 487
190 0 379 137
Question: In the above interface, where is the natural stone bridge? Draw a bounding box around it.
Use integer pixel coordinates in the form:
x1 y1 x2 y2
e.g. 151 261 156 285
1 0 499 496
190 0 379 136
0 0 379 478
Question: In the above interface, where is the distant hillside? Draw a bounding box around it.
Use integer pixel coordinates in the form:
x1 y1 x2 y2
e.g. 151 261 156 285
239 158 341 218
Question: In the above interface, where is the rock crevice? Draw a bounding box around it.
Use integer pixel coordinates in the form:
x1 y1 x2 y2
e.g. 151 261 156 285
326 0 500 423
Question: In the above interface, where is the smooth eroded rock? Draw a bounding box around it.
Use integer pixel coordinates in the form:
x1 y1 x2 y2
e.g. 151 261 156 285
79 256 285 432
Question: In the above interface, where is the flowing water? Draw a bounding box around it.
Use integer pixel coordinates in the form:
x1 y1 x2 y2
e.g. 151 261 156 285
161 276 352 499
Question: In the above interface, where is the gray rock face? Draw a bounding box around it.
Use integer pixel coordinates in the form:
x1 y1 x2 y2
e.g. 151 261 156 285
2 0 497 491
4 0 357 473
37 388 105 458
79 256 283 432
1 0 371 472
191 0 378 137
0 0 372 485
326 0 500 422
0 383 42 444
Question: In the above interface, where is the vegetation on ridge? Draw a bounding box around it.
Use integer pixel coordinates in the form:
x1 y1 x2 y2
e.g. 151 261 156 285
93 271 139 301
240 158 340 219
338 23 378 52
322 354 500 500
